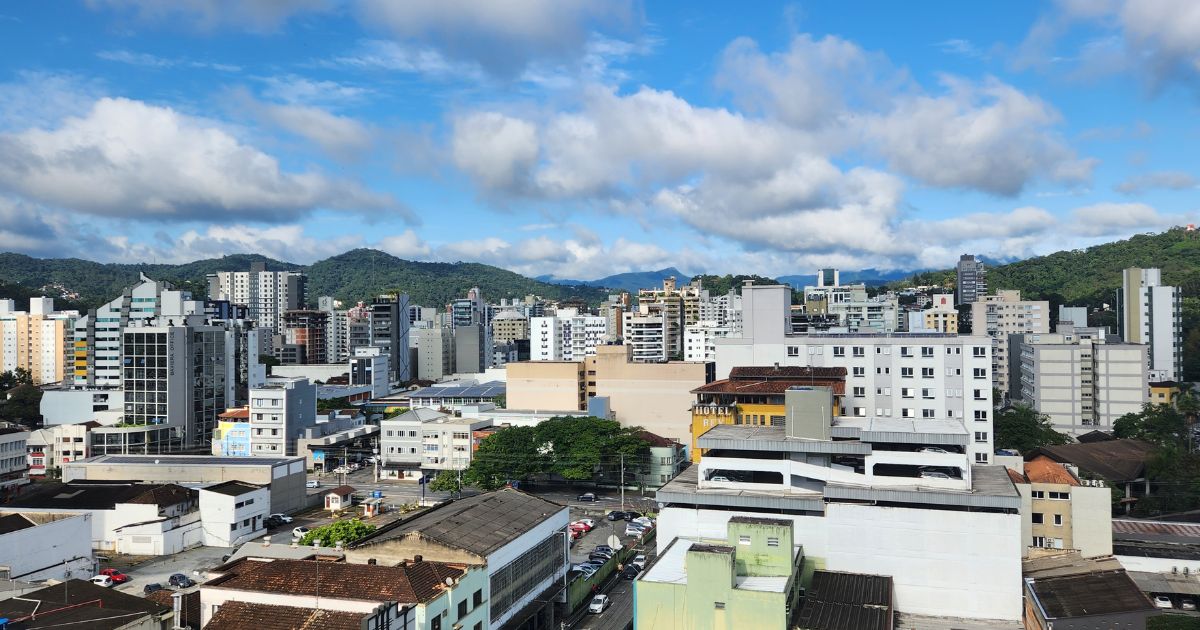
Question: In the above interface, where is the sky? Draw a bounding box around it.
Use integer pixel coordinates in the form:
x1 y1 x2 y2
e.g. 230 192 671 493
1 1 1199 280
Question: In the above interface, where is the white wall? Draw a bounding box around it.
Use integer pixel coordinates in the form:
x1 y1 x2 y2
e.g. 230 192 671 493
658 503 1022 621
200 486 270 547
0 513 94 580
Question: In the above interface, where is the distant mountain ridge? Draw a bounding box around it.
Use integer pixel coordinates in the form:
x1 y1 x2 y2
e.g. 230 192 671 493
537 267 688 294
0 250 609 310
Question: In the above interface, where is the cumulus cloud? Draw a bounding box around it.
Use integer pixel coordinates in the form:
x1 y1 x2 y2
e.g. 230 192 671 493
1116 171 1198 194
97 49 241 72
0 97 406 223
355 0 639 76
1069 202 1191 236
451 112 540 192
241 95 375 161
862 76 1096 195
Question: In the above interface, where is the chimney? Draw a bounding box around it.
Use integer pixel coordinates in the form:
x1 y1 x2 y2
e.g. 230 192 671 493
414 554 423 563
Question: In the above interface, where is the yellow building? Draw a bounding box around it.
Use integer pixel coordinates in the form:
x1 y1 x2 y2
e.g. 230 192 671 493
0 298 78 385
1007 455 1112 558
690 366 846 461
1148 381 1179 406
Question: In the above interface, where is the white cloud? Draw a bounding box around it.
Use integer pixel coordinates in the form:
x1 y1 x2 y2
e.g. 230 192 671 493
863 76 1095 195
252 99 375 161
0 97 405 223
97 49 241 72
324 39 484 80
1116 171 1198 194
256 74 370 105
355 0 639 76
378 229 432 259
451 112 540 192
1070 202 1190 236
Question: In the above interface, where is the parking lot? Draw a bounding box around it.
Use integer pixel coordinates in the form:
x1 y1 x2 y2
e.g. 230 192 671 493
103 544 231 597
567 506 656 630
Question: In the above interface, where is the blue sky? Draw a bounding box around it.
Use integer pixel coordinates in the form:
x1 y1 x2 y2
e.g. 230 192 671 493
1 1 1199 280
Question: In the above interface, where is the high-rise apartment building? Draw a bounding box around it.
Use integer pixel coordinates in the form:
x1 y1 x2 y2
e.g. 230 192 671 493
371 294 412 383
1018 325 1148 435
601 292 630 343
280 310 329 365
623 309 668 363
413 326 455 381
248 377 316 456
317 296 348 363
451 287 491 370
530 312 606 361
206 263 306 345
1121 267 1182 381
0 298 79 385
970 290 1049 395
956 254 987 305
714 283 995 465
637 277 703 359
491 310 530 345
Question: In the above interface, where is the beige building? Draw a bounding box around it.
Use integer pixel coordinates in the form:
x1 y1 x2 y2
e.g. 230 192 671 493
1005 455 1112 558
971 290 1049 395
506 345 712 444
491 311 530 344
0 298 78 385
1018 327 1147 435
924 294 959 333
636 277 703 360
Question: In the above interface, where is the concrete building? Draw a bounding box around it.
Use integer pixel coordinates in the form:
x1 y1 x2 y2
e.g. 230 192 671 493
0 298 78 385
201 557 476 630
25 421 94 477
1023 552 1157 630
418 413 492 472
1121 267 1182 381
623 309 668 362
347 489 570 629
715 283 996 464
505 361 586 411
0 512 93 581
452 287 491 371
656 390 1023 622
396 382 506 412
921 293 959 333
380 408 442 480
1058 305 1088 327
491 310 529 345
63 454 308 514
689 366 845 461
413 325 455 382
530 313 606 361
636 517 805 630
826 297 900 333
638 430 689 488
683 321 734 362
1018 326 1148 434
636 277 704 360
371 293 413 383
971 290 1049 395
1024 440 1158 515
279 309 328 365
956 254 987 305
0 424 29 498
247 377 317 457
198 480 270 547
455 324 486 374
207 262 306 341
1003 456 1112 558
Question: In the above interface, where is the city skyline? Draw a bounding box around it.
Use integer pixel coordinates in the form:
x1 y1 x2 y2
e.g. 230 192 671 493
1 1 1198 280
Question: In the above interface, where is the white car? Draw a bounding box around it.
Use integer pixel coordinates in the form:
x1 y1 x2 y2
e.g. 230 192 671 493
631 516 654 527
293 526 310 539
1154 595 1174 609
710 475 730 482
625 524 647 537
573 564 598 577
920 471 952 480
90 575 114 588
588 594 611 614
305 480 321 488
920 447 950 454
632 554 647 570
270 513 293 524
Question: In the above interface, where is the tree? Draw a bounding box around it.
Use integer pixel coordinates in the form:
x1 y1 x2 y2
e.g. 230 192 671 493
1114 404 1188 449
1176 389 1200 425
0 368 32 391
298 518 376 546
994 405 1070 454
428 470 463 495
463 425 544 491
0 383 43 429
258 354 280 376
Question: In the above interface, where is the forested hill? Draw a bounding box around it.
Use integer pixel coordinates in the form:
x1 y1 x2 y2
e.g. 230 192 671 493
0 249 608 310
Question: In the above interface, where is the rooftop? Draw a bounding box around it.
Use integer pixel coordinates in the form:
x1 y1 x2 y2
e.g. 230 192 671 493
795 570 893 630
0 579 170 630
202 480 263 497
1026 440 1156 482
354 488 565 557
1026 570 1155 619
0 512 37 535
326 484 356 496
219 407 250 420
728 366 848 380
206 601 372 630
832 416 968 437
1021 456 1080 486
1022 551 1124 579
206 557 463 604
6 481 194 510
69 454 303 467
693 372 846 397
1113 519 1200 544
638 430 680 448
640 537 799 594
406 382 506 399
383 407 447 423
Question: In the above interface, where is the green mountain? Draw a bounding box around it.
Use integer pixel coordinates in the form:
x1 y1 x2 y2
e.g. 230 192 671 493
0 250 608 310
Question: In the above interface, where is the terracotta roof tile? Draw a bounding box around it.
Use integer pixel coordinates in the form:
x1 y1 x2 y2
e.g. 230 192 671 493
692 378 846 396
1006 468 1027 485
326 485 357 496
1024 456 1080 486
206 558 463 604
205 601 370 630
219 407 250 420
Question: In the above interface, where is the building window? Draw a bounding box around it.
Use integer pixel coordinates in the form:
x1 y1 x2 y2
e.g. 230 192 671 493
787 346 799 357
901 388 914 399
738 535 751 545
921 367 935 378
1054 514 1063 526
974 431 988 443
922 409 935 418
921 347 934 357
458 600 468 618
854 407 866 417
833 346 845 357
901 408 914 418
1049 491 1070 500
900 347 912 357
714 602 726 609
853 386 866 397
852 367 865 377
1032 512 1044 524
973 389 986 400
973 368 987 379
973 347 987 357
852 347 865 357
901 367 914 378
975 452 988 464
1031 490 1045 499
974 410 988 421
1032 536 1046 547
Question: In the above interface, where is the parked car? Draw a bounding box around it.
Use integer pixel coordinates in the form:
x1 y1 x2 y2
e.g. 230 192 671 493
293 526 310 539
573 564 597 577
570 529 582 541
632 553 647 570
90 575 114 588
623 511 642 521
305 480 321 488
99 568 130 584
270 513 293 524
625 524 647 537
621 564 641 580
594 545 616 555
606 510 626 521
577 492 597 502
1182 598 1197 611
631 516 654 527
920 447 950 454
588 594 611 614
589 552 612 563
575 518 596 529
168 573 195 588
143 583 164 595
709 475 730 482
1155 595 1174 609
570 521 592 533
920 471 952 480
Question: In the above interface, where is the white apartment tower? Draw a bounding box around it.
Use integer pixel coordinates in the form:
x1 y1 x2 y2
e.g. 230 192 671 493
207 262 306 342
970 290 1049 396
714 283 995 464
956 254 987 305
1121 267 1182 381
623 309 668 363
530 312 606 361
0 298 79 385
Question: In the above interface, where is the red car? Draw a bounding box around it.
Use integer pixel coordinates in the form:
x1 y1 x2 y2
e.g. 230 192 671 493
99 568 131 584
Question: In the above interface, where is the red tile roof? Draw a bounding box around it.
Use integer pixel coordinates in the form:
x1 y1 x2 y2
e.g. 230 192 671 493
206 558 464 604
205 601 370 630
326 485 357 497
1006 468 1027 485
693 378 846 396
1024 456 1080 486
637 431 680 448
219 407 250 420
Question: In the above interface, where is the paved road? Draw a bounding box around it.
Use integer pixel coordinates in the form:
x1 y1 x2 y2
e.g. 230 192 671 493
573 539 656 630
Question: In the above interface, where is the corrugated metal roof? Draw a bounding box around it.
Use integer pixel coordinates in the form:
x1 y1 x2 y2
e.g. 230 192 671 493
795 570 892 630
1113 519 1200 542
407 382 506 399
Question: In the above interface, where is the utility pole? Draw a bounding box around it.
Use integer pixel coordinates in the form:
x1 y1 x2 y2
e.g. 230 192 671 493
620 453 625 512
